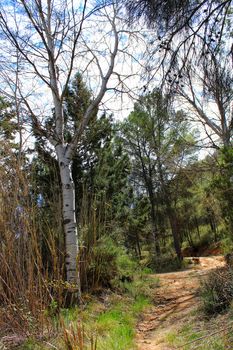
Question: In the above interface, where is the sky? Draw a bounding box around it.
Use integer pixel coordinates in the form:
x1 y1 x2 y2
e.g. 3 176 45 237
0 1 146 117
0 0 231 156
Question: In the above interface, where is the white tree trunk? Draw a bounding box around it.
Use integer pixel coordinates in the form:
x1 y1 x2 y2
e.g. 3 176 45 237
0 0 120 297
56 145 81 298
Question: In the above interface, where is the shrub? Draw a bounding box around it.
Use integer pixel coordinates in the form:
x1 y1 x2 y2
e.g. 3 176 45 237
149 253 184 273
121 276 159 300
194 231 213 251
221 236 233 255
116 253 138 280
84 236 119 289
200 267 233 315
83 236 138 290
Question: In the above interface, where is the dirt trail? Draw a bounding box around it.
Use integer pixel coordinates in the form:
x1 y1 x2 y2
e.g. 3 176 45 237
136 256 225 350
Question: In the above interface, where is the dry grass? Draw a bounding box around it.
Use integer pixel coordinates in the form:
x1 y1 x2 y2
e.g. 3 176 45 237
0 151 64 342
61 319 97 350
0 149 106 348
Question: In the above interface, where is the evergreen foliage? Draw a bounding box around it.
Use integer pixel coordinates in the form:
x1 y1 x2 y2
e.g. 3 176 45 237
0 0 233 346
119 89 197 260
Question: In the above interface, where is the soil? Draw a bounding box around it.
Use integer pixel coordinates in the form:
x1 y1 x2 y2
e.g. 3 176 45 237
136 256 225 350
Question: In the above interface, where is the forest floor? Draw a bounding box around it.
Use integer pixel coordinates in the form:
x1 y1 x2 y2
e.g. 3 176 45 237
1 255 231 350
136 256 226 350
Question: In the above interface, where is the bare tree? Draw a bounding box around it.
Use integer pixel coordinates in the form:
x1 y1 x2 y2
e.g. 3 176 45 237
128 0 233 150
0 0 140 296
172 50 233 148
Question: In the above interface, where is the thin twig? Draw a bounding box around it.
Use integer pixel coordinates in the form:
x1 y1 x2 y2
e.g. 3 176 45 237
43 341 58 349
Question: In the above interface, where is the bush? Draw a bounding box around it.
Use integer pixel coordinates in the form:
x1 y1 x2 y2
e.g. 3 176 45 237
200 267 233 315
84 236 119 289
149 253 184 273
221 236 233 255
83 236 138 290
116 253 138 280
121 275 159 300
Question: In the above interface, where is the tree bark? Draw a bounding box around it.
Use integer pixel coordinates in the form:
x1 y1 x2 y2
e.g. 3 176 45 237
135 231 142 259
166 204 182 261
150 203 160 256
157 158 182 260
146 178 160 256
56 145 81 299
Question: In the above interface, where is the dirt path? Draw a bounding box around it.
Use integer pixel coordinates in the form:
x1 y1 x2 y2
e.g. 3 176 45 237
136 256 225 350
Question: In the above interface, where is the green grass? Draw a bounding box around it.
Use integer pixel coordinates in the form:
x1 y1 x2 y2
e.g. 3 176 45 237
18 273 156 350
85 295 151 350
96 302 136 350
165 318 233 350
57 295 151 350
166 324 204 348
119 274 159 299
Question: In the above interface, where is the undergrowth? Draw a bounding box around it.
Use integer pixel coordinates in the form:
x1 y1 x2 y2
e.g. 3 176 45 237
200 267 233 315
16 268 157 349
165 315 233 350
19 289 154 349
164 265 233 350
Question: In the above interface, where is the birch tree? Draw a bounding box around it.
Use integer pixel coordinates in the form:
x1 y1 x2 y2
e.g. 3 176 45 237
0 0 139 294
